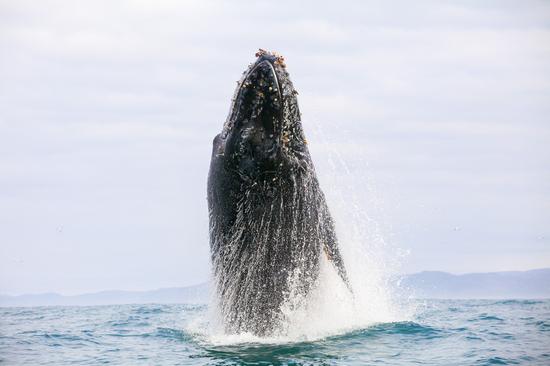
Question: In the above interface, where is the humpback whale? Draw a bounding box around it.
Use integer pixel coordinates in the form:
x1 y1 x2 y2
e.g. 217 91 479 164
208 49 350 336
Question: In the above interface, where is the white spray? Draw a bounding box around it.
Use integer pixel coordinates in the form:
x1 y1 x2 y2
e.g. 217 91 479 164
193 120 413 344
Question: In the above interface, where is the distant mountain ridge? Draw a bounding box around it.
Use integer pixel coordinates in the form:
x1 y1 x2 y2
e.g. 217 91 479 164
399 268 550 299
1 269 549 307
0 283 210 307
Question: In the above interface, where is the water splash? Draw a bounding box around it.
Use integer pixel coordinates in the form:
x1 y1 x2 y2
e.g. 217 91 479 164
201 119 414 343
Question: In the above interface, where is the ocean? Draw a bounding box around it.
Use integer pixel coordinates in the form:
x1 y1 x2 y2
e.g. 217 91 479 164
1 299 549 365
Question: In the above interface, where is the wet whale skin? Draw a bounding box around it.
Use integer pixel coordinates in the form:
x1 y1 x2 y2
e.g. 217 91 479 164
207 51 349 336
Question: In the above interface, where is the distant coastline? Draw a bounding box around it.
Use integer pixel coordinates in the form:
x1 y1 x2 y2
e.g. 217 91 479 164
2 268 549 307
399 268 550 300
0 283 210 307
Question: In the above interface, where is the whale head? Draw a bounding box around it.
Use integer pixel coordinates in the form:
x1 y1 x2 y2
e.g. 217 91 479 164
216 50 309 180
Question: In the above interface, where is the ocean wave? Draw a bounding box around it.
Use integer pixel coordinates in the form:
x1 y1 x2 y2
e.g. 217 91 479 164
155 327 194 342
471 314 505 322
2 301 550 365
492 299 544 306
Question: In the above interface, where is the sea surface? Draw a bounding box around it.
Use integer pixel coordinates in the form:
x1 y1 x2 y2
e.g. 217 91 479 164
1 300 549 365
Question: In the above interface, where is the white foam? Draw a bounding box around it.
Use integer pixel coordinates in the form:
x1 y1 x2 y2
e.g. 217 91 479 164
191 123 415 344
189 202 413 344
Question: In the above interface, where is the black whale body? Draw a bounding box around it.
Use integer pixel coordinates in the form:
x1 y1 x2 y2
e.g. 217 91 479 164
208 50 349 336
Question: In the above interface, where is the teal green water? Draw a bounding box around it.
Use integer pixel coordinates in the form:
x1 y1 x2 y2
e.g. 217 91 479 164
1 300 549 365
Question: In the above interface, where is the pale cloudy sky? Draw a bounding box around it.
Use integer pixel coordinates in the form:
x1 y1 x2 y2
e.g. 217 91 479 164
0 0 549 295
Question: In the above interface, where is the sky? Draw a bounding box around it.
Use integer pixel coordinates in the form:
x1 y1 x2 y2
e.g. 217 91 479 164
0 0 549 295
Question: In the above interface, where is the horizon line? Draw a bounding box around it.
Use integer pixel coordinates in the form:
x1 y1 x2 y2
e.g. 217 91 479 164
2 267 549 298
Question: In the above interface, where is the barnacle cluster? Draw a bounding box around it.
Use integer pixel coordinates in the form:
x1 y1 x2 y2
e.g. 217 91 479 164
255 48 286 68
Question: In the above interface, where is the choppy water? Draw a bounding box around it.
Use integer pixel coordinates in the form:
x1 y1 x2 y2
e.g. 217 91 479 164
1 299 549 365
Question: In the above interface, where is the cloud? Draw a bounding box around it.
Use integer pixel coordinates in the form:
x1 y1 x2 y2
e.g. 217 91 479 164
0 0 548 294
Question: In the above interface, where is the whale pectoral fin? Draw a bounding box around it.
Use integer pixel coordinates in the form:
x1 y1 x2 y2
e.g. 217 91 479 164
323 242 353 294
